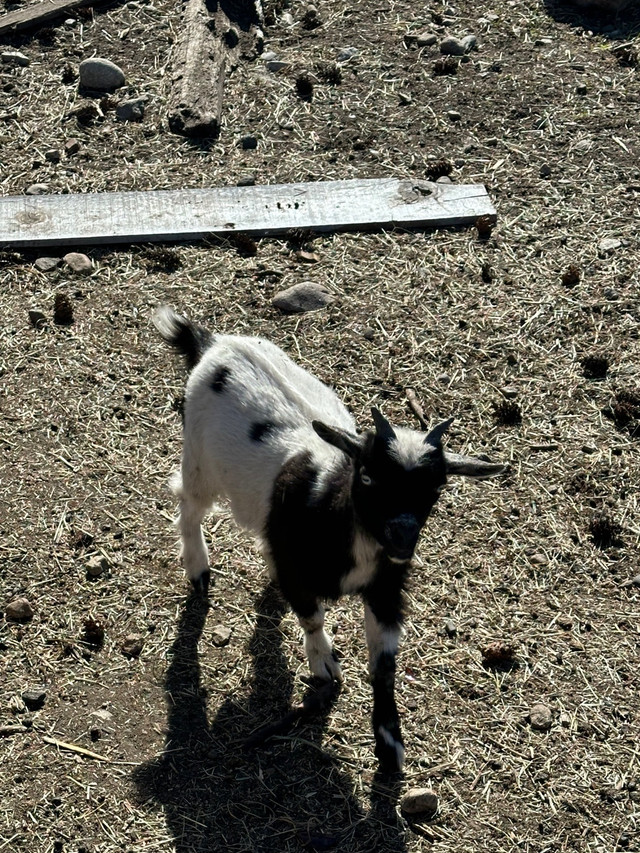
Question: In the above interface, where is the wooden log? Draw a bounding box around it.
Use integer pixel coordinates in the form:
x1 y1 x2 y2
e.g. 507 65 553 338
0 0 98 35
0 178 497 248
168 0 226 138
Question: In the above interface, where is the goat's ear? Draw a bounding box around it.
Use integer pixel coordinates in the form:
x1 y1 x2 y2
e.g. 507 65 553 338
312 421 363 458
444 452 507 479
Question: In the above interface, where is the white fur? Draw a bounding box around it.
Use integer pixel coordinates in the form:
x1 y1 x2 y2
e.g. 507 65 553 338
364 604 401 675
300 608 343 681
388 428 434 470
340 531 382 594
174 333 356 564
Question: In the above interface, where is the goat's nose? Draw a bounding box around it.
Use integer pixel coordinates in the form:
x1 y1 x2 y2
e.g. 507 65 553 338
385 514 420 559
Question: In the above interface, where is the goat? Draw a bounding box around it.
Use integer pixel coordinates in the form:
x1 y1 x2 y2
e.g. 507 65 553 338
153 306 506 771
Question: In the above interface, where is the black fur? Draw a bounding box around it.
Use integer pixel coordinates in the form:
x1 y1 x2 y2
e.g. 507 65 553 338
211 366 230 394
160 315 213 371
249 421 276 443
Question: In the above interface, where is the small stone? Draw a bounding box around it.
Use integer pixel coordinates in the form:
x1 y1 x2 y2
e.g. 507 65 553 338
436 175 452 183
122 635 144 658
21 689 46 711
540 164 552 178
261 50 278 61
240 135 258 150
598 237 622 255
337 46 358 62
115 97 145 122
461 35 477 52
265 60 290 72
400 788 439 817
604 287 619 301
363 327 375 341
86 555 109 577
576 83 588 95
211 624 232 647
237 173 256 186
28 310 47 329
45 149 61 163
65 18 77 26
91 708 113 722
529 553 548 566
5 598 34 622
295 249 319 263
272 282 333 314
444 619 457 636
1 51 30 66
63 252 92 274
440 36 466 56
65 138 80 156
447 110 461 121
35 257 61 272
529 703 552 731
500 386 518 399
416 31 438 47
26 183 50 195
79 58 125 91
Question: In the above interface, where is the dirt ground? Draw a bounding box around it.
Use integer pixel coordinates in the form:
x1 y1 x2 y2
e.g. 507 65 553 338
1 0 640 851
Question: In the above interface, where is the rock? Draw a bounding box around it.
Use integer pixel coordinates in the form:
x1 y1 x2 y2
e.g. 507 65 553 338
78 58 125 92
265 60 290 72
34 257 61 273
436 175 452 183
240 135 258 150
444 619 457 636
26 183 50 195
1 51 30 66
272 282 334 314
416 31 438 47
211 624 232 647
28 310 47 329
440 37 466 56
261 50 278 61
337 46 358 62
598 237 622 255
63 252 92 274
22 689 46 711
447 110 461 121
121 635 144 658
400 788 439 817
237 173 256 186
461 34 477 52
529 703 552 731
65 138 80 156
45 149 61 163
115 97 145 122
529 553 548 566
86 555 109 577
5 598 34 622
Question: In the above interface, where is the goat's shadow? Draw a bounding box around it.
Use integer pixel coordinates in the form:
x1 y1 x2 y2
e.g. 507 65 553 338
133 583 408 852
542 0 640 38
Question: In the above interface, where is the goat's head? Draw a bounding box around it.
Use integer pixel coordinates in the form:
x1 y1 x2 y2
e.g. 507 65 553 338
313 408 505 562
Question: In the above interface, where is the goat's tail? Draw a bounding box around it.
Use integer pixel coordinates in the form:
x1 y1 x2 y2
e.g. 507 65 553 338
153 306 213 371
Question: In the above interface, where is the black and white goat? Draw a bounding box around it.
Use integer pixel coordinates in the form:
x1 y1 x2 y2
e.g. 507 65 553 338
154 306 505 771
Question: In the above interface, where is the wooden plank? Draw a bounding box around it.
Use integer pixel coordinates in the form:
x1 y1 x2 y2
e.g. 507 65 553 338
0 178 496 248
0 0 97 35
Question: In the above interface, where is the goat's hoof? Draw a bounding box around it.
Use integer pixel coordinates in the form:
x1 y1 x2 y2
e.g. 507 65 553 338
190 570 211 597
375 726 405 774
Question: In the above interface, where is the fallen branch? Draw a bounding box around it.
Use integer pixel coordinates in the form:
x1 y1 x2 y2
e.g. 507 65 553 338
43 735 138 765
0 724 28 737
405 388 429 430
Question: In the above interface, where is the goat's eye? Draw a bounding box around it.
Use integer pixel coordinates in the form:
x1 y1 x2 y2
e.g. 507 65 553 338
360 469 373 486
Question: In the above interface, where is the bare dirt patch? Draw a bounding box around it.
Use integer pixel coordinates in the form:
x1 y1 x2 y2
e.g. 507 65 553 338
1 1 639 851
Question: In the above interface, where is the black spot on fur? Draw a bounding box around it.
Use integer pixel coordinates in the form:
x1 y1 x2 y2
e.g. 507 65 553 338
266 452 356 606
250 421 276 442
211 366 230 393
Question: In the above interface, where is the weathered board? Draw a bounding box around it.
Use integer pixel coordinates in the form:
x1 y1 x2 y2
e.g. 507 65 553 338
0 0 97 34
0 179 496 248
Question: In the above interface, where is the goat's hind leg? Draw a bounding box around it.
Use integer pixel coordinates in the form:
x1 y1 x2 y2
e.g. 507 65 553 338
171 471 213 595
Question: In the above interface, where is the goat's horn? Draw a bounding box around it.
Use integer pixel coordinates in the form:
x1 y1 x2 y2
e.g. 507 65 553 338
425 417 454 446
371 407 396 442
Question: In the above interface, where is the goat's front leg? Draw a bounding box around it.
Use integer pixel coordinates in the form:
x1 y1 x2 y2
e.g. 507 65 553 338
364 601 404 772
290 597 343 682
